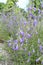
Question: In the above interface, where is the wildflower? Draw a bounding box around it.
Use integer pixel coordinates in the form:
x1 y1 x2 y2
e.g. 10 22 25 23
38 9 41 14
27 34 31 38
27 7 32 10
29 13 35 19
24 21 27 25
33 19 37 26
12 44 18 50
36 57 41 62
28 51 31 56
15 44 18 50
39 45 43 51
41 4 43 8
20 37 24 43
33 7 36 12
13 40 18 44
29 13 33 17
20 31 24 36
8 43 11 47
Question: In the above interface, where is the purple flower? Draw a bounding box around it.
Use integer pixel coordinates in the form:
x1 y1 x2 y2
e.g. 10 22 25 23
7 40 12 43
29 13 35 19
24 21 27 25
28 51 31 56
27 34 31 38
13 40 18 44
12 44 18 50
15 44 18 50
29 13 33 17
33 19 37 26
20 31 24 36
27 7 32 11
8 43 11 47
36 57 40 62
39 45 43 51
33 7 36 11
38 9 41 13
20 38 24 43
41 4 43 8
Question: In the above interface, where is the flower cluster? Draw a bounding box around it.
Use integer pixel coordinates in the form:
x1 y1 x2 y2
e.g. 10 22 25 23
0 4 43 65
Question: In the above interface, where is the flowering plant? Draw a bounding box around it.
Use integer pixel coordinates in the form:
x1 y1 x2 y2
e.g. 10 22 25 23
0 1 43 65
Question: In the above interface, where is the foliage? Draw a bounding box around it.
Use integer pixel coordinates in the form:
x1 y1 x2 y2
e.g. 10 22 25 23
28 0 41 8
0 3 5 11
0 0 18 12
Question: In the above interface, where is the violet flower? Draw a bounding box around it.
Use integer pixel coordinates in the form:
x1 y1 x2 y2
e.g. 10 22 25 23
33 7 36 12
29 13 35 19
41 4 43 8
24 21 27 25
8 43 11 47
13 40 18 44
20 37 24 43
20 31 24 36
12 44 18 51
39 45 43 51
29 13 33 17
27 34 31 38
15 44 18 50
36 57 41 62
33 19 37 26
38 9 41 14
27 7 32 11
